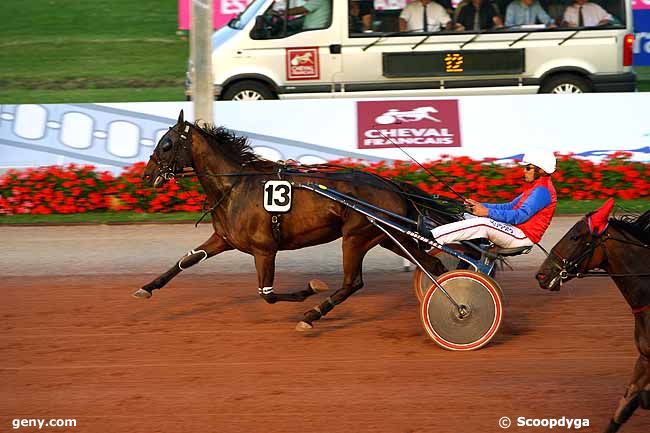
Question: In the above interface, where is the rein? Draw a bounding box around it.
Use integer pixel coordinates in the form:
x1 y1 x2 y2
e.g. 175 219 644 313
159 126 464 219
154 122 465 229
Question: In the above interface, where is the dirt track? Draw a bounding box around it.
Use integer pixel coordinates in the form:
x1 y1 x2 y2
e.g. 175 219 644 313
1 223 648 433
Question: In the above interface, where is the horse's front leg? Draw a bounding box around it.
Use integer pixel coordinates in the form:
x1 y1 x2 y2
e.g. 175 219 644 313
133 232 233 299
254 252 327 304
604 355 649 433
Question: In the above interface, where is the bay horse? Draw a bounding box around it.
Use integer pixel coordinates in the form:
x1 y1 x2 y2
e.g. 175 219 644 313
133 110 463 330
535 199 650 432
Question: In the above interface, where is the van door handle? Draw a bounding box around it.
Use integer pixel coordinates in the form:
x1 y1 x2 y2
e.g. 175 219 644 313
329 44 342 54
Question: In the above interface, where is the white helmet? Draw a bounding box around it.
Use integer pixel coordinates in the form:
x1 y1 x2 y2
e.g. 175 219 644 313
520 149 556 174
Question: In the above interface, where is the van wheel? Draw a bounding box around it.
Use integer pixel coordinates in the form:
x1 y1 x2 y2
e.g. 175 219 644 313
540 74 592 94
222 81 275 101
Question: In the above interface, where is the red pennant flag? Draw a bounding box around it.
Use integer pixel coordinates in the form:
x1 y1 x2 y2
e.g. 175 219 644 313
588 198 615 234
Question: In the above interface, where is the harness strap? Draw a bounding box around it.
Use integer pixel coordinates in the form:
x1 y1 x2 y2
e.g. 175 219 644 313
271 214 282 246
632 304 650 315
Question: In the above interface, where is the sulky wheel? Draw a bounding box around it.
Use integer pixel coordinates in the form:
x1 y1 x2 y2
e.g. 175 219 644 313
420 270 503 351
413 246 463 302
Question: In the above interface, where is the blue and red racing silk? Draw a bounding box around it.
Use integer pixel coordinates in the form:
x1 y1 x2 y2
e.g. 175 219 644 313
483 176 557 244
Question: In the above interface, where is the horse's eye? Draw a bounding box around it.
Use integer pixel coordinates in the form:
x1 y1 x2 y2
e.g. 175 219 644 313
161 139 173 152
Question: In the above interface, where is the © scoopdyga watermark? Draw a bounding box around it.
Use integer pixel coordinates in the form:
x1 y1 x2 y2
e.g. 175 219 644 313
498 416 590 429
12 419 77 430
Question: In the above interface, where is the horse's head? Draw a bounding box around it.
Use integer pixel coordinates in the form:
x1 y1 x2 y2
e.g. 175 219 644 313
143 110 195 188
536 199 615 291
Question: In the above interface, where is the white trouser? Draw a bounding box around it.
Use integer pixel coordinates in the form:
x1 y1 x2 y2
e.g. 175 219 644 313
430 217 534 249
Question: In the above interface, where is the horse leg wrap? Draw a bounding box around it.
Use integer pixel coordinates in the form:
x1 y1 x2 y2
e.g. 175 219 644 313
259 287 277 304
303 297 335 323
317 297 336 317
178 249 208 271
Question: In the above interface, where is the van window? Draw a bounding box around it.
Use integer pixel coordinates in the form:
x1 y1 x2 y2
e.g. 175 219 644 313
251 0 333 39
349 1 375 34
356 0 626 37
229 0 270 30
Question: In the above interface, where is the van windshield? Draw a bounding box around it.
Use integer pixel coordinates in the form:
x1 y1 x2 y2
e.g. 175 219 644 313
228 0 269 30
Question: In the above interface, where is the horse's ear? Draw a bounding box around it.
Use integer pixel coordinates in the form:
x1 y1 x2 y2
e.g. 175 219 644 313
178 110 184 124
587 198 615 235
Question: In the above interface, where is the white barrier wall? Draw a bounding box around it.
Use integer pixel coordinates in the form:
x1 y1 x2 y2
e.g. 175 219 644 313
1 94 648 174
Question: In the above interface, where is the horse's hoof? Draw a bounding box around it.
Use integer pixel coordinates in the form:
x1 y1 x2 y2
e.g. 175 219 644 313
132 289 152 299
309 279 329 293
295 321 313 332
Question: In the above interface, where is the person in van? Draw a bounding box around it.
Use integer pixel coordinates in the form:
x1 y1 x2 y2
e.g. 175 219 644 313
561 0 612 27
454 0 504 31
399 0 454 32
349 0 373 33
427 150 557 250
282 0 332 30
505 0 556 27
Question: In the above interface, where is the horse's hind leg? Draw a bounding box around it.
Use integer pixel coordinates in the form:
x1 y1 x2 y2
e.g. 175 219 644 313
133 232 233 298
253 252 327 304
604 355 649 433
297 233 379 331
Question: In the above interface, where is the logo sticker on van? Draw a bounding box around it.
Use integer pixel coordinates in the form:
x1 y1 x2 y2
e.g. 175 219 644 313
286 48 320 80
357 100 461 149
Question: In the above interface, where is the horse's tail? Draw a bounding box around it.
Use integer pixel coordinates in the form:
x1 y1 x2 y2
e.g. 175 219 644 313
391 179 465 226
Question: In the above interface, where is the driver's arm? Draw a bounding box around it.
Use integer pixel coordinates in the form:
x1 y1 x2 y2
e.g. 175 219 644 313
285 6 308 15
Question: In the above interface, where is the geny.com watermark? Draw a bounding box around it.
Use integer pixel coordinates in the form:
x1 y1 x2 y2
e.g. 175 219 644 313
12 419 76 430
499 416 590 429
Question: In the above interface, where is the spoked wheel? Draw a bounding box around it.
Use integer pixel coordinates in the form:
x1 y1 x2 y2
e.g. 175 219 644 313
413 246 463 302
420 270 503 351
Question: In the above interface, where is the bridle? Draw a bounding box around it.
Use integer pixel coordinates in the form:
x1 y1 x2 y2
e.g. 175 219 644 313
151 122 195 181
545 220 650 314
547 229 611 281
547 224 650 281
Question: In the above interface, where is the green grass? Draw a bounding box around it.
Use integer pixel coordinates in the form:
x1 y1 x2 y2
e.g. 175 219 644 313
636 66 650 91
1 200 647 225
0 86 185 104
0 0 187 102
555 199 648 215
0 211 202 225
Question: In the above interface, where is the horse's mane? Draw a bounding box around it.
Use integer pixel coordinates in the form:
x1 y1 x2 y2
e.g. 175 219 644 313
194 123 279 170
609 209 650 244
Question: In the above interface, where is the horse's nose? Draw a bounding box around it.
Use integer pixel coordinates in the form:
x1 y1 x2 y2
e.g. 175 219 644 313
535 272 551 290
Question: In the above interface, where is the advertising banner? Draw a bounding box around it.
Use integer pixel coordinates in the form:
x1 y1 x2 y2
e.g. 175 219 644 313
634 7 650 65
357 100 461 149
2 95 649 175
178 0 253 31
633 0 650 10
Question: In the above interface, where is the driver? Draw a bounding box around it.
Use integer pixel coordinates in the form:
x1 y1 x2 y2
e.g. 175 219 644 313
428 150 557 249
283 0 332 29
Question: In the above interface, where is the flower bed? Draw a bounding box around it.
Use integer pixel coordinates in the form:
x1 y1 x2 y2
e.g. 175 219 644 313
0 153 647 215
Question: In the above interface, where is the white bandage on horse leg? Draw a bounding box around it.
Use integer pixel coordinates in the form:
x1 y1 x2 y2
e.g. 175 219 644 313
257 286 274 295
178 249 208 271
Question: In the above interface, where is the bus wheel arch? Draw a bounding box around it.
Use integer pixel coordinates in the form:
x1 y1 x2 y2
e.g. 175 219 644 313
539 72 593 94
220 77 278 101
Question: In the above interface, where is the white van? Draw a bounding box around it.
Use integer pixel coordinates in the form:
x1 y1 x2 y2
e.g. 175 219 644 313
185 0 636 100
